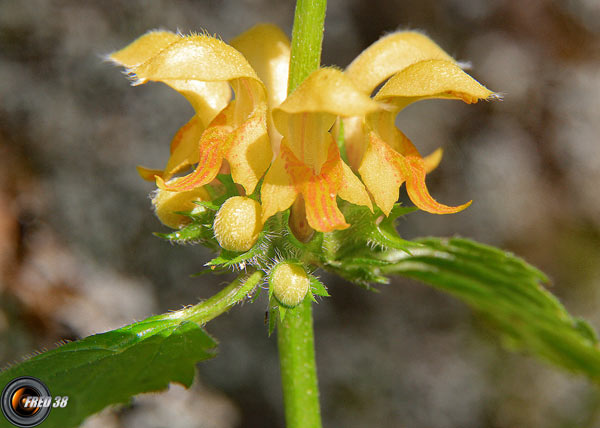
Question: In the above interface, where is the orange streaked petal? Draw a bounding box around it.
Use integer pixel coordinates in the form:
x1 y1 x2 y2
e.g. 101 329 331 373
156 111 234 192
346 31 456 95
261 154 297 222
358 132 404 216
226 104 272 194
302 174 349 232
360 132 470 215
397 154 471 214
423 147 443 173
280 141 349 232
162 115 205 180
365 110 420 156
337 161 373 211
281 112 334 174
137 166 164 182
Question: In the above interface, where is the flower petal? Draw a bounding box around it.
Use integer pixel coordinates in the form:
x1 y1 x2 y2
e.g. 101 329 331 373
261 153 297 222
423 147 443 173
125 33 266 128
337 161 373 211
280 141 349 232
303 172 349 232
274 68 379 118
163 80 231 127
278 112 334 175
230 24 290 109
346 31 456 95
111 32 232 125
359 132 470 215
273 68 379 174
339 116 366 170
162 115 205 179
226 103 272 194
130 35 261 84
375 59 495 111
152 185 210 229
289 197 314 242
358 132 405 216
365 110 419 156
137 166 164 181
398 154 472 214
156 103 235 192
109 31 180 68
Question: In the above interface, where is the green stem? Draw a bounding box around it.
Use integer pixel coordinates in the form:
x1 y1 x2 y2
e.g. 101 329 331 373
288 0 327 93
183 271 264 324
278 299 322 428
278 1 327 427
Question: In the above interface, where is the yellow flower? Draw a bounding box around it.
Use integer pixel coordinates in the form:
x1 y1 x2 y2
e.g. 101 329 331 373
344 31 496 216
110 25 292 197
110 25 290 227
261 68 377 232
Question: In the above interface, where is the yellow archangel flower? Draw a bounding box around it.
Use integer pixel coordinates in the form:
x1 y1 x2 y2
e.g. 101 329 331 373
344 31 496 216
109 25 290 225
261 68 377 233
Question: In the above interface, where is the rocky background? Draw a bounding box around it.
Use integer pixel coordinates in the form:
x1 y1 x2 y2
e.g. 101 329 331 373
1 1 600 427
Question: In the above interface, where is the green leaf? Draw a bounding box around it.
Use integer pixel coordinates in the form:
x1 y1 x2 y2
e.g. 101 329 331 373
309 275 330 297
382 237 600 380
0 315 215 428
331 203 415 261
216 174 239 196
155 222 215 245
207 215 282 270
193 200 221 211
0 271 263 428
206 239 267 270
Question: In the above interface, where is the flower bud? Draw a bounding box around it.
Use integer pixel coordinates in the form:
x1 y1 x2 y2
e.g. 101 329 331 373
213 196 263 252
152 186 210 229
270 262 310 308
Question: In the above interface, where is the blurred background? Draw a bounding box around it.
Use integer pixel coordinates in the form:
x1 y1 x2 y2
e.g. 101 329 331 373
1 0 600 427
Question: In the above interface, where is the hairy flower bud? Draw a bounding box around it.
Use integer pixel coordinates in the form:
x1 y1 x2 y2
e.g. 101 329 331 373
270 262 310 308
213 196 263 252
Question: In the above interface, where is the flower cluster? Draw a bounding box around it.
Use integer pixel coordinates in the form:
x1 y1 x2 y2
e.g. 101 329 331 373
111 24 494 307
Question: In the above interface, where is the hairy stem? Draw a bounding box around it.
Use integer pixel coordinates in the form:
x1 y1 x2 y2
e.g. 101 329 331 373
288 0 327 93
278 1 327 427
183 270 264 324
278 299 322 428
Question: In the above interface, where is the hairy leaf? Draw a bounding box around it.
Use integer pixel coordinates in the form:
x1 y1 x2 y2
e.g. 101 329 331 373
383 237 600 379
0 272 263 428
0 316 215 428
